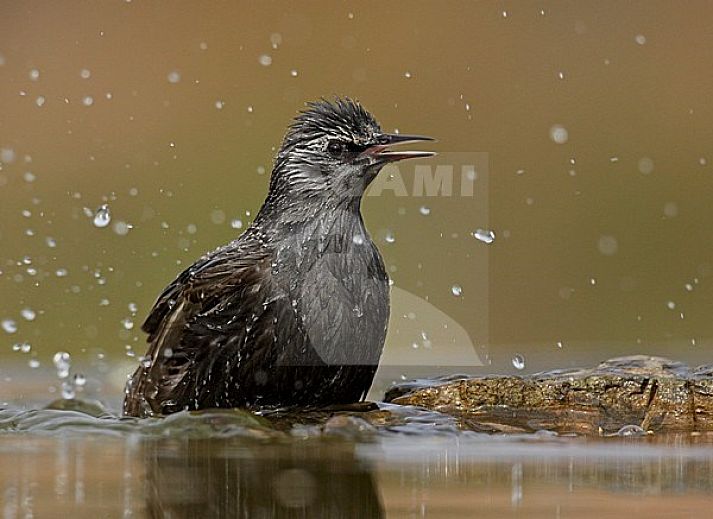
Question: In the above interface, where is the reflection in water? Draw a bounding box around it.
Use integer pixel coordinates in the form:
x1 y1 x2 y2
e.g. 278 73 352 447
141 440 384 518
2 416 713 517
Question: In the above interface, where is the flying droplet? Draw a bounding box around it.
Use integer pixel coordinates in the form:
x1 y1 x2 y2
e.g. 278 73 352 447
61 381 75 399
597 235 618 256
419 206 431 216
512 354 525 370
473 229 496 244
258 54 272 66
53 351 71 379
82 96 94 107
73 373 87 386
230 219 243 229
1 319 17 334
167 70 181 83
20 308 36 321
451 284 462 296
215 100 224 110
666 301 676 310
80 68 91 79
549 125 569 144
384 231 395 243
638 157 654 175
93 204 111 228
635 34 647 45
663 202 678 218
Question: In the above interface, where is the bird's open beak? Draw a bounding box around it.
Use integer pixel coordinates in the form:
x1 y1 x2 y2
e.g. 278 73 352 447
365 133 436 163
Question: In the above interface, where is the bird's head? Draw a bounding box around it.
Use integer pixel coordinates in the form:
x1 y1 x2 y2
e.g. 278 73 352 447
269 97 434 206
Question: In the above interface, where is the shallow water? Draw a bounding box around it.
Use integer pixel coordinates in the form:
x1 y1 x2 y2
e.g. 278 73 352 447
2 403 713 518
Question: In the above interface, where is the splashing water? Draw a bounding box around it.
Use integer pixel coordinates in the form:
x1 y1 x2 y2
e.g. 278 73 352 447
93 204 111 228
512 354 525 370
2 318 17 334
53 351 71 379
473 229 495 244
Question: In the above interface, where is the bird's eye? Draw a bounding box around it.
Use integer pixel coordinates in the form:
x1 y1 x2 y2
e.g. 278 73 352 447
327 140 345 156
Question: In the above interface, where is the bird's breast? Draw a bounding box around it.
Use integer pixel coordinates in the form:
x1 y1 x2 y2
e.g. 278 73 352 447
272 237 389 366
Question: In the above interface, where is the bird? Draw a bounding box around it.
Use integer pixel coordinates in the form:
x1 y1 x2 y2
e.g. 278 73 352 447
122 97 434 417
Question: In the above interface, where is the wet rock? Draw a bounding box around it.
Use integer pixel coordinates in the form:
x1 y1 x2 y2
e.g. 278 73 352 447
385 356 713 434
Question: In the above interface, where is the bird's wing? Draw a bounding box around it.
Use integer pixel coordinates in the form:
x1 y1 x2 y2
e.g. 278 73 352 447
123 244 289 416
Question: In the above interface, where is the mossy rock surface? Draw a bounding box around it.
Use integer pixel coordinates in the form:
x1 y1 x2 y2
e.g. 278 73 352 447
384 355 713 434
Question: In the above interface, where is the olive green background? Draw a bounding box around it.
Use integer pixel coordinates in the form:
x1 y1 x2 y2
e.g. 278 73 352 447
1 1 712 401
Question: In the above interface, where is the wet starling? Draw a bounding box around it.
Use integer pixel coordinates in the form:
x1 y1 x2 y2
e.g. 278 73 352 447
123 98 434 417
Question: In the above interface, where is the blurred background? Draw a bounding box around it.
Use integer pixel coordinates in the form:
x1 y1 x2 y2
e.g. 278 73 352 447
1 0 712 406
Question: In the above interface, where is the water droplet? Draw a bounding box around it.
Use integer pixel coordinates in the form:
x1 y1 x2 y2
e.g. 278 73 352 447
93 204 111 228
512 354 525 370
230 219 243 229
638 157 654 175
473 228 496 244
404 71 412 78
616 424 646 436
1 319 17 334
28 358 40 369
55 268 68 277
549 125 568 144
635 34 647 45
29 68 39 81
663 202 678 218
451 284 462 296
352 234 364 246
82 96 94 106
556 341 563 348
258 54 272 66
210 209 226 224
597 235 618 256
419 206 431 216
685 283 694 292
167 70 181 83
73 373 86 386
53 351 71 379
1 148 16 163
61 381 75 399
20 308 36 321
45 236 57 248
666 301 676 310
35 95 45 107
112 220 131 236
215 100 224 110
290 69 298 77
384 231 395 243
80 68 91 79
557 71 565 79
121 318 134 330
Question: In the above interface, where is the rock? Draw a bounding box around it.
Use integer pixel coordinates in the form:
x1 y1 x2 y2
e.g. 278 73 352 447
384 355 713 434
